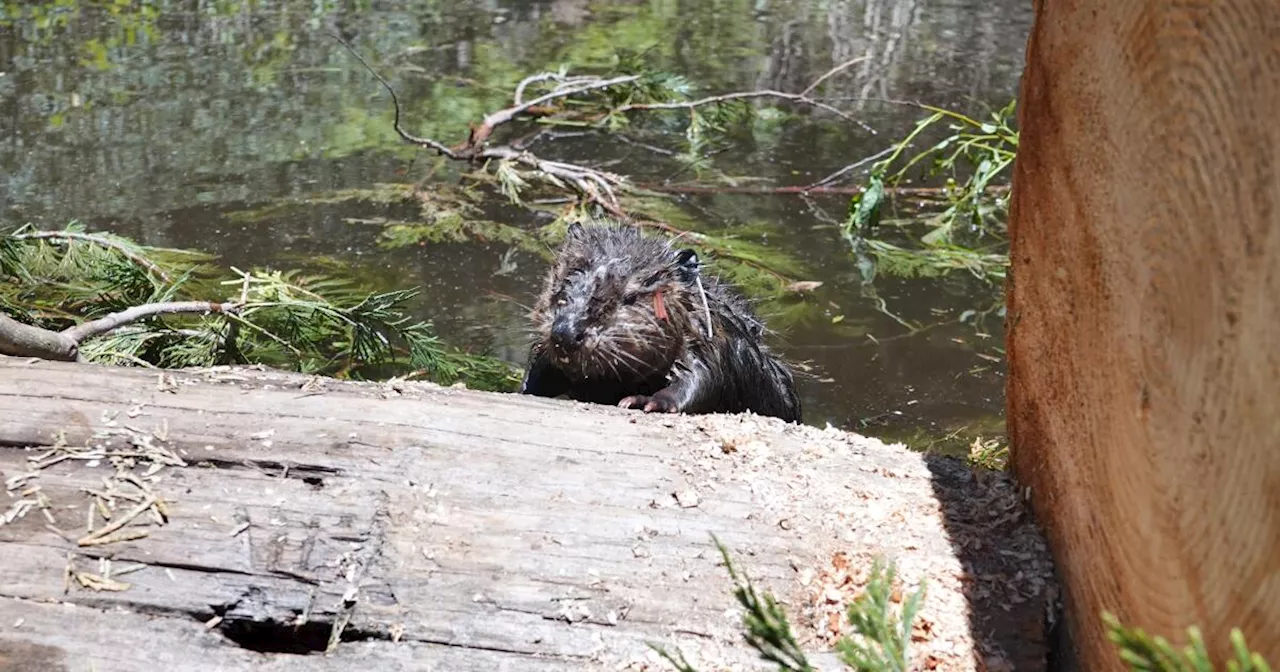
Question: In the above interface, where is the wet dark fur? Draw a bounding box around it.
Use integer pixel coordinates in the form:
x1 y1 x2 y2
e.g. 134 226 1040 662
519 221 802 423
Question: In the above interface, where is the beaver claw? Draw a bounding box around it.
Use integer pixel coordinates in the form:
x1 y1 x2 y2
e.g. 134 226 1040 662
618 392 680 414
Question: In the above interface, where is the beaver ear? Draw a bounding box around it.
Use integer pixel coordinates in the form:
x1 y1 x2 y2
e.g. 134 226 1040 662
674 248 700 281
675 248 699 269
565 221 585 241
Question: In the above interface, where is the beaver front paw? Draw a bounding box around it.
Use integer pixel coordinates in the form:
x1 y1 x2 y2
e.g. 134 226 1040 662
617 391 681 414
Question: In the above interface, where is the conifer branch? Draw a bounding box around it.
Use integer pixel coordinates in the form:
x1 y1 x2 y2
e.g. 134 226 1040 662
11 230 173 282
0 229 520 389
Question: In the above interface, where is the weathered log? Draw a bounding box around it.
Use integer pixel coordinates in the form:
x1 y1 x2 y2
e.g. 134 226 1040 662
0 357 1055 671
1007 0 1279 669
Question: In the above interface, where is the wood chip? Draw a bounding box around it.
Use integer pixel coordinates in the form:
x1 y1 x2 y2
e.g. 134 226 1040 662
674 489 701 508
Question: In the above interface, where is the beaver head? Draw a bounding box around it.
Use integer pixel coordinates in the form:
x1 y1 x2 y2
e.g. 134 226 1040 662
532 221 702 381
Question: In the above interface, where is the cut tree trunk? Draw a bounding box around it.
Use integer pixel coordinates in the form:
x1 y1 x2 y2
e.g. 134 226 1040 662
1007 0 1279 669
0 357 1056 671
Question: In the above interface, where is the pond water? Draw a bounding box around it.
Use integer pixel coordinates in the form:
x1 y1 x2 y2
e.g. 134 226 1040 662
0 0 1032 450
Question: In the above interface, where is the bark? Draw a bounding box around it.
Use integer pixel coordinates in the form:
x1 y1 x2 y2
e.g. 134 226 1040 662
0 313 78 361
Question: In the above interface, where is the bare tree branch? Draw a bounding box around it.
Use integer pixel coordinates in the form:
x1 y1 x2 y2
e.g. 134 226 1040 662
12 231 172 283
471 74 641 148
0 302 240 363
806 145 898 189
63 301 240 343
799 55 871 98
616 90 876 133
332 32 640 160
328 32 459 159
514 72 561 105
0 313 80 361
329 34 880 218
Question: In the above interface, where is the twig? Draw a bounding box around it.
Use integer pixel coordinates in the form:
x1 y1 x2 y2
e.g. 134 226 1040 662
328 32 459 158
2 301 241 363
471 74 641 148
806 145 898 189
12 230 172 283
514 72 561 105
634 182 1008 197
617 90 876 134
799 55 871 98
62 301 241 343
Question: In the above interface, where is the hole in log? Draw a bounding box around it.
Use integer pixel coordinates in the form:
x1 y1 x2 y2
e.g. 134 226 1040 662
212 617 380 654
302 475 324 488
203 603 384 655
216 618 334 654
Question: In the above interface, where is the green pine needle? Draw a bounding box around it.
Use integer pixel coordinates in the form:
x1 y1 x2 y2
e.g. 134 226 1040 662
1104 612 1272 672
0 226 520 391
836 558 926 672
651 539 926 672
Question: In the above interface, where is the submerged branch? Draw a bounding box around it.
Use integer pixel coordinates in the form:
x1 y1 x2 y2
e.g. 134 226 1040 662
635 182 1009 197
331 34 878 219
807 145 898 189
617 89 875 134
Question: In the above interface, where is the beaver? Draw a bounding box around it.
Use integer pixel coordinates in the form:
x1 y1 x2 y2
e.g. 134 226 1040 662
518 220 802 424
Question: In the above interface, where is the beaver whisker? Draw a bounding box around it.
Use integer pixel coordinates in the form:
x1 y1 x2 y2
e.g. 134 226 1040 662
602 346 650 375
693 275 714 339
600 355 624 380
605 331 653 345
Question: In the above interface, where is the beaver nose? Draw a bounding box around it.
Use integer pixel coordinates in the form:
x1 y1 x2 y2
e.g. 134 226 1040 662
550 318 587 352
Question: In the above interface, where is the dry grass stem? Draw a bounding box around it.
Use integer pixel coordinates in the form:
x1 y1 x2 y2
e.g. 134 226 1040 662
78 494 157 546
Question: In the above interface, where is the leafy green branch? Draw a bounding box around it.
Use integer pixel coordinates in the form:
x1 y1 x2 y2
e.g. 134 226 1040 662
843 99 1017 293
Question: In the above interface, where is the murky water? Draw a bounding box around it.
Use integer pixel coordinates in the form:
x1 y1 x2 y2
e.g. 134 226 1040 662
0 0 1031 447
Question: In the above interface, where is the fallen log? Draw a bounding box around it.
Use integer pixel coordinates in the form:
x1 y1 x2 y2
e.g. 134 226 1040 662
0 357 1055 671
